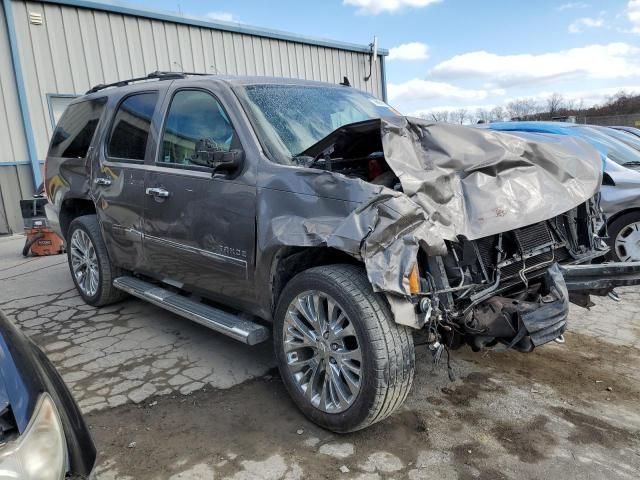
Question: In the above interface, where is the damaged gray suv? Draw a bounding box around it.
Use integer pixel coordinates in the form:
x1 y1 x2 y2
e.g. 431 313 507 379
45 72 640 432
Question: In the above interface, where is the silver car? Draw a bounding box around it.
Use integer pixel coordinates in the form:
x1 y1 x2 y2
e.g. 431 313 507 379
486 121 640 263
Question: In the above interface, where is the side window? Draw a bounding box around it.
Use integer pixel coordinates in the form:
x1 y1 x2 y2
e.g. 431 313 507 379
160 90 236 168
48 97 107 158
107 92 158 161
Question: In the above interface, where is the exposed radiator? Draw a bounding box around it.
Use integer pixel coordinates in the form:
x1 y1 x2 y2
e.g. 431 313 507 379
474 220 566 280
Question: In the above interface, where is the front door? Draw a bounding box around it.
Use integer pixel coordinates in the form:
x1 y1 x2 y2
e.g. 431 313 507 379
142 87 257 310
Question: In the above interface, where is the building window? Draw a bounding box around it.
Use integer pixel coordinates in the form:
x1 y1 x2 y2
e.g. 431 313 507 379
47 94 79 128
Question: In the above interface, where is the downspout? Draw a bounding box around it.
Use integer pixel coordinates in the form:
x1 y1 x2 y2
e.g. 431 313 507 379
380 54 388 103
2 0 42 188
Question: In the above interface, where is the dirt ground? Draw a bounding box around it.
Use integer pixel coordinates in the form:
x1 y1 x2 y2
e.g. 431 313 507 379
88 332 640 480
1 234 639 479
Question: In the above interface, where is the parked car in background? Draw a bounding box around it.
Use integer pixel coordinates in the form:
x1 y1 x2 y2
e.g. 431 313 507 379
0 311 95 479
591 125 640 152
612 125 640 139
487 122 640 262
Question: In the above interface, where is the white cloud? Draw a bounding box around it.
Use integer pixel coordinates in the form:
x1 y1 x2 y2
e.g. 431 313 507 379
557 2 589 11
568 16 605 33
388 79 489 103
388 42 430 61
205 11 237 22
628 0 640 33
343 0 441 15
430 43 640 88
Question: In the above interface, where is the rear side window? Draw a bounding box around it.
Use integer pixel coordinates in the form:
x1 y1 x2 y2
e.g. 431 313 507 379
107 92 158 161
48 97 107 158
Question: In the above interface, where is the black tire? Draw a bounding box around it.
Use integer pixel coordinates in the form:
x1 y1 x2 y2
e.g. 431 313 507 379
274 264 415 433
606 211 640 262
67 215 127 306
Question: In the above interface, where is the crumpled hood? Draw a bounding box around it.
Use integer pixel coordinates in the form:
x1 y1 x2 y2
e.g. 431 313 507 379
304 116 603 242
273 117 603 297
382 117 602 240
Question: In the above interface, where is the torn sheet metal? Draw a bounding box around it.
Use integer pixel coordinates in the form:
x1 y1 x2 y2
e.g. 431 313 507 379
377 116 602 241
264 117 602 298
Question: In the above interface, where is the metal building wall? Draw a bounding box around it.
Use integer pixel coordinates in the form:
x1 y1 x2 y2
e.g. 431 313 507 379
13 0 386 161
1 0 386 234
0 2 32 234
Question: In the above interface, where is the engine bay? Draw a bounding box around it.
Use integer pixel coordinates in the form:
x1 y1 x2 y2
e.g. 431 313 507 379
416 200 608 354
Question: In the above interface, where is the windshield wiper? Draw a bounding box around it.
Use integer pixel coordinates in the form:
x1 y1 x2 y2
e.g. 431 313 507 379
622 161 640 167
291 154 316 167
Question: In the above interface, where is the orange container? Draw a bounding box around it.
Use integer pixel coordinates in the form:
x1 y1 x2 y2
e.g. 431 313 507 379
23 228 65 256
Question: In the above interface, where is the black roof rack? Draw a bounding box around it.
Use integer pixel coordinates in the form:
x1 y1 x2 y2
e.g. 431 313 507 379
86 71 210 94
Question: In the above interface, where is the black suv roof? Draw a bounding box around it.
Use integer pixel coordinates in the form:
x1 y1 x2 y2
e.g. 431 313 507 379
85 71 350 96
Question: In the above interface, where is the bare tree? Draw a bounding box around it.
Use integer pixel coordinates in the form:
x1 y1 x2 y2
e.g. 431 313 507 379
452 108 468 125
428 110 451 123
546 93 565 118
475 108 491 124
490 106 506 122
506 98 540 120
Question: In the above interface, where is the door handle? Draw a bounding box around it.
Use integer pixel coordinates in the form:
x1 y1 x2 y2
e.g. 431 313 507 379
94 177 112 186
145 187 170 198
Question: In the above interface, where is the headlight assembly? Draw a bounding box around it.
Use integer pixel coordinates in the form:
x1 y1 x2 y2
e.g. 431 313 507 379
0 393 66 480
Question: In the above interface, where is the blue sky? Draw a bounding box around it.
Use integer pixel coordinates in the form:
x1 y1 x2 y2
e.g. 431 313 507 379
120 0 640 115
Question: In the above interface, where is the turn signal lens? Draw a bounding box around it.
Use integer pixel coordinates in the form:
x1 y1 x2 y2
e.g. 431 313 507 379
408 263 420 294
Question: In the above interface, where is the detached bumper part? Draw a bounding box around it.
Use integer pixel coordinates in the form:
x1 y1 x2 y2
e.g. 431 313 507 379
559 261 640 294
519 264 569 348
469 264 569 352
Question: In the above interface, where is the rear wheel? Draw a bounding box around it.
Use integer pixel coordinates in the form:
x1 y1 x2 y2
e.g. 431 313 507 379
607 211 640 262
67 215 127 306
274 264 415 432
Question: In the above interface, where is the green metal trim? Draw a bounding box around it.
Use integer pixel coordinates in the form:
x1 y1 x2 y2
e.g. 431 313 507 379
39 0 389 56
2 0 41 187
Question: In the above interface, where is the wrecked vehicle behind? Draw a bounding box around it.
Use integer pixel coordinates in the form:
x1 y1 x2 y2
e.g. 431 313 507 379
45 73 640 432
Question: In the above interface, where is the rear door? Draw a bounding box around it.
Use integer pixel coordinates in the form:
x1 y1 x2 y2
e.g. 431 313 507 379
93 90 162 271
142 82 257 310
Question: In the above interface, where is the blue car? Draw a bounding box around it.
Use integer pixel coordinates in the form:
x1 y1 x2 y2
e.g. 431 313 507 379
0 310 95 479
486 122 640 263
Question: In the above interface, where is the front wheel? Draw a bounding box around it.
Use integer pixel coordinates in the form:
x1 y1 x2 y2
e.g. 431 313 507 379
67 215 127 307
274 264 415 433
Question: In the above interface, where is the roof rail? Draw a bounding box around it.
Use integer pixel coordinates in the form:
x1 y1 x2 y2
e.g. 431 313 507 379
86 71 210 94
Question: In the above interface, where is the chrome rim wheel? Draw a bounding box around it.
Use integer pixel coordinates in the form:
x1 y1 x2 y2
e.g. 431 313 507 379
614 221 640 262
70 229 99 297
283 291 362 414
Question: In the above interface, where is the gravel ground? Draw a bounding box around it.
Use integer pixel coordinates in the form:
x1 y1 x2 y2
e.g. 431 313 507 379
1 234 639 479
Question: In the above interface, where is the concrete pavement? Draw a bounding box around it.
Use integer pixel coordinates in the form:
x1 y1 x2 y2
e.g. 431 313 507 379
1 234 639 479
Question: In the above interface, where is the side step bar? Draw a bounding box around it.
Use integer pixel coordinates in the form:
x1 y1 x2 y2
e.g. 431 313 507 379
113 277 270 345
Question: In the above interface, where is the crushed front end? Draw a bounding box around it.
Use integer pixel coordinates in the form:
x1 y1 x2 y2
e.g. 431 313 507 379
267 116 640 355
410 199 608 353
